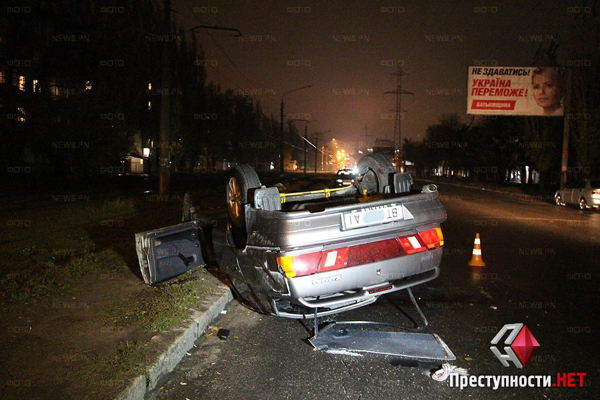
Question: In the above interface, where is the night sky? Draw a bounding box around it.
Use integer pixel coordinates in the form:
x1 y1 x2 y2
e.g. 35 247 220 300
174 0 589 146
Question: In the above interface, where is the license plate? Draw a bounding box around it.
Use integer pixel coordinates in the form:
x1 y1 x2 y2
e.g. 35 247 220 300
342 204 411 230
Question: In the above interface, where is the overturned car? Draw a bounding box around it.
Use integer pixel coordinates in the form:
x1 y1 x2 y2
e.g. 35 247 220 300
136 154 447 319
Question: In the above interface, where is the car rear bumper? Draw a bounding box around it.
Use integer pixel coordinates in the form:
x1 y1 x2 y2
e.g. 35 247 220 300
282 247 442 308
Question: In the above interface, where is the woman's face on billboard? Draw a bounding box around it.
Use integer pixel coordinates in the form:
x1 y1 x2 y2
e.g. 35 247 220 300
532 71 560 111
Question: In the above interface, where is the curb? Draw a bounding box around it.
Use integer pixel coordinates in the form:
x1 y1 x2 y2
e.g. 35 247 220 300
115 278 233 400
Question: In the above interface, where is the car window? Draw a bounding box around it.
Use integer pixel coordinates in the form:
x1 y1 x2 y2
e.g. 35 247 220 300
590 180 600 188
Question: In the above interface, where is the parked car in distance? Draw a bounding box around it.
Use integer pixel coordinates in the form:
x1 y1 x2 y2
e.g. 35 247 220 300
335 168 356 186
555 179 600 210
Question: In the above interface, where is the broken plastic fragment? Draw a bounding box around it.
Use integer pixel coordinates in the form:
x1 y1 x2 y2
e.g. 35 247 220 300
217 329 230 341
431 363 469 382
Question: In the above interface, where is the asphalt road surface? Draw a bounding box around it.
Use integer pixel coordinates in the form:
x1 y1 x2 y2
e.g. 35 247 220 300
152 181 599 400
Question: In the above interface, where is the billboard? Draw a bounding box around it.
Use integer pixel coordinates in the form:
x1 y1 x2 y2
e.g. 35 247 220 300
467 66 565 116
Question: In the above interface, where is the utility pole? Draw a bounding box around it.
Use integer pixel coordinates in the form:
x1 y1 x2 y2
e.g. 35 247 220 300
561 69 571 189
313 137 320 173
304 123 308 174
301 121 316 174
151 5 240 194
311 130 330 173
385 66 413 172
362 125 371 153
158 0 171 195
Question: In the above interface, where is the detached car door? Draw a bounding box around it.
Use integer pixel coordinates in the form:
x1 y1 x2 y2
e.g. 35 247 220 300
135 221 204 285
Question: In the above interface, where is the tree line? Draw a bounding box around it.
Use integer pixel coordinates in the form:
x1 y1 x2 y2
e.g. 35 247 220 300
404 110 598 192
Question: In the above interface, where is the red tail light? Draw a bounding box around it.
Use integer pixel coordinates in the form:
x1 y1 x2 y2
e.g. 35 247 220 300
318 248 349 272
278 252 321 277
399 235 427 254
347 238 405 267
418 228 444 249
277 249 349 278
278 227 444 278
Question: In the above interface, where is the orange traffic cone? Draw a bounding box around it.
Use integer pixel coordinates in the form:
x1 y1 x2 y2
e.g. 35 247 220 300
468 233 486 267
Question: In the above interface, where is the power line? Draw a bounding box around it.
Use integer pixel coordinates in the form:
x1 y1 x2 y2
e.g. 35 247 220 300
179 0 279 109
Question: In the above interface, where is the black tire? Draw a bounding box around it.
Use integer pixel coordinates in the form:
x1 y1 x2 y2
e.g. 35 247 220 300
199 224 217 267
226 165 261 247
579 197 588 210
356 153 395 194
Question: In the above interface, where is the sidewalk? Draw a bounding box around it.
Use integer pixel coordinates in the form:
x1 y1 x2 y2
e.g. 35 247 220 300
116 277 232 400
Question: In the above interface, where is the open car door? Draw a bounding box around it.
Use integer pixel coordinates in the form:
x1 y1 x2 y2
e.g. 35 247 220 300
135 221 204 285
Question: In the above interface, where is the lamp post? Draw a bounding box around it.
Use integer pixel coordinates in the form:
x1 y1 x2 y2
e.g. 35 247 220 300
280 85 312 174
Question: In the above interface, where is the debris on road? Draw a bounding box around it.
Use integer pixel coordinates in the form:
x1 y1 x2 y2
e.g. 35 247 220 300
431 363 469 382
217 329 230 341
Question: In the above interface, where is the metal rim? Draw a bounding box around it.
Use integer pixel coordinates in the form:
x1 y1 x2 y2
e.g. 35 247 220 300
227 176 244 226
579 197 587 210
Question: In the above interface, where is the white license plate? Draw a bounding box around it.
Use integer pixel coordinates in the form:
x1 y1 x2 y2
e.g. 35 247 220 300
343 205 410 230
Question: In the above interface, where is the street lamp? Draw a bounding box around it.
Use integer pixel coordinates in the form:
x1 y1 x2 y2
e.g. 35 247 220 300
280 85 312 174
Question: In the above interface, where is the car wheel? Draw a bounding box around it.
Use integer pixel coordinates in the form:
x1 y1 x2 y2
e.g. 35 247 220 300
356 154 395 194
579 197 588 210
226 165 261 248
555 194 563 206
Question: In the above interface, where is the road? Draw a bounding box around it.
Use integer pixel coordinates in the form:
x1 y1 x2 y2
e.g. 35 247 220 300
152 180 599 399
